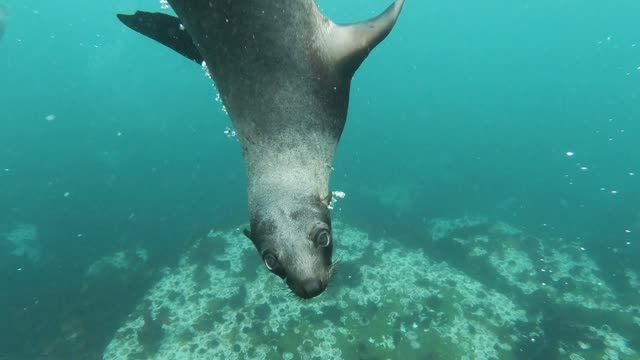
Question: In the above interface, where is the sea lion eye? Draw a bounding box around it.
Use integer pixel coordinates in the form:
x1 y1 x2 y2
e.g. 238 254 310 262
310 223 332 248
316 229 331 248
263 252 278 271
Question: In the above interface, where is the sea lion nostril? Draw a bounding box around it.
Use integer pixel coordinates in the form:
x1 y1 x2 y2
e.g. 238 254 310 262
302 279 325 298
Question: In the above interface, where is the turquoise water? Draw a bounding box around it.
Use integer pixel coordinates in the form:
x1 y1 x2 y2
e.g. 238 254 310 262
1 0 639 359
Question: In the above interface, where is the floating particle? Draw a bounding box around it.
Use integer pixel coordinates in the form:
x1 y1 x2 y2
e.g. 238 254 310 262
45 114 56 121
566 151 574 157
116 132 122 136
630 172 635 176
626 242 632 245
580 247 586 251
610 190 618 194
580 166 588 171
600 187 606 191
63 191 70 197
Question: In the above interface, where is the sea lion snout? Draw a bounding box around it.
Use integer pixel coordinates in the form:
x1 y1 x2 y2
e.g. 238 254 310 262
283 246 332 299
263 237 333 299
288 277 326 299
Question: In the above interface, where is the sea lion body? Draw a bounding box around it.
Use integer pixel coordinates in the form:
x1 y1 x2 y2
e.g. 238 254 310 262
118 0 404 298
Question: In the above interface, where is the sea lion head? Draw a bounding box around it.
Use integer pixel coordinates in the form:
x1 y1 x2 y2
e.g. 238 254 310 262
245 194 333 299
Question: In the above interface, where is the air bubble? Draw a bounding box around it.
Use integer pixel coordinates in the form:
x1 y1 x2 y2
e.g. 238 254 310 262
223 126 236 138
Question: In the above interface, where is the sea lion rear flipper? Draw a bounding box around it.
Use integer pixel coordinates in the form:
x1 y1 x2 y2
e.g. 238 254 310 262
117 11 204 65
327 0 405 77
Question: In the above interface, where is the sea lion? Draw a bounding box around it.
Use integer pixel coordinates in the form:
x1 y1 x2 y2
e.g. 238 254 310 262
117 0 404 299
0 4 7 40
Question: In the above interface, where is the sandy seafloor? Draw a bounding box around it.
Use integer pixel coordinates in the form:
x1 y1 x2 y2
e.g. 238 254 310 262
53 216 637 360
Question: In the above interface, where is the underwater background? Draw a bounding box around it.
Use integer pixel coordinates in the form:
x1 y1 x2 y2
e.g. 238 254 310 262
1 0 639 359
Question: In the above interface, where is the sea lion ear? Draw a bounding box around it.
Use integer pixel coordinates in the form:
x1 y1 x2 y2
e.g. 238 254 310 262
244 228 264 250
323 0 405 78
243 228 253 241
321 193 332 207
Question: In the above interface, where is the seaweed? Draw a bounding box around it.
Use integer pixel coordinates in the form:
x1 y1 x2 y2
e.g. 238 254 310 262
254 303 271 319
192 264 211 290
228 285 247 308
137 308 164 356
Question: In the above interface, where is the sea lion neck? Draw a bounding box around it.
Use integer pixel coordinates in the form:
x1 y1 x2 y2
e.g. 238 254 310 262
246 142 334 208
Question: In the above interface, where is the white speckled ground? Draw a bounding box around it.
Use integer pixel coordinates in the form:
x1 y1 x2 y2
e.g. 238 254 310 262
103 218 639 360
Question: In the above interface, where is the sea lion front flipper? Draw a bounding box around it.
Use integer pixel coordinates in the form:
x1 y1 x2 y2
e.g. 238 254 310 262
326 0 405 77
117 11 204 65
